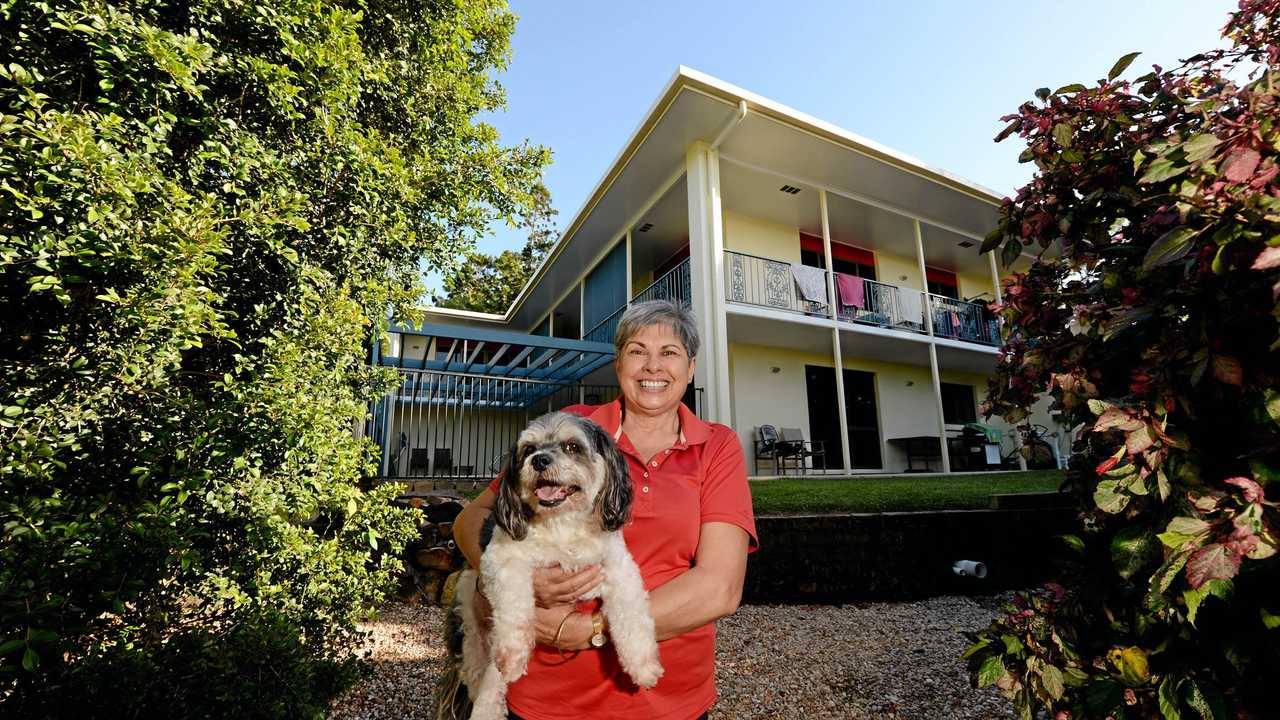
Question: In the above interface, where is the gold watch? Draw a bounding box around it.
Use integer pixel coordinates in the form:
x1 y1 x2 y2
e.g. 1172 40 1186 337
589 610 607 648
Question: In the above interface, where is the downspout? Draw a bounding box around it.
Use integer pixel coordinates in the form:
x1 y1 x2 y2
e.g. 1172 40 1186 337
711 100 749 149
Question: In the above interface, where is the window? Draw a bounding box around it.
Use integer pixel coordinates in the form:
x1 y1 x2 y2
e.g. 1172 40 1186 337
940 383 977 425
799 233 876 280
926 268 959 299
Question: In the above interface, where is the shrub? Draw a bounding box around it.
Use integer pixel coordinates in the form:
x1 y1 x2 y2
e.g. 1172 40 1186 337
964 3 1280 718
0 0 546 715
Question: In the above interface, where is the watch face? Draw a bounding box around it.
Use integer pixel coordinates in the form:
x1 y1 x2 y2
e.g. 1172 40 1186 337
590 633 606 648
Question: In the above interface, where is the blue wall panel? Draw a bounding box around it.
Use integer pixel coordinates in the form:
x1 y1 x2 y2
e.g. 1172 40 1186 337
582 241 627 334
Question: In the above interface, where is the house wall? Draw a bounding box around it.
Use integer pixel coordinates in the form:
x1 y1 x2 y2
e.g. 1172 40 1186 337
957 270 996 301
723 210 801 262
875 253 920 290
728 342 829 473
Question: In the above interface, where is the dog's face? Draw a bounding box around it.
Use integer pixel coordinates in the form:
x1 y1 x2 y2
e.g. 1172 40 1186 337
493 412 631 541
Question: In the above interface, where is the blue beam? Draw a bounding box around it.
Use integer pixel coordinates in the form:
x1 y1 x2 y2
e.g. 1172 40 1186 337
390 320 614 355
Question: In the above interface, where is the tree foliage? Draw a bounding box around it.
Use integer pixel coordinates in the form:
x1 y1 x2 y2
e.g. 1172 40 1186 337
0 0 546 715
433 182 558 314
965 3 1280 718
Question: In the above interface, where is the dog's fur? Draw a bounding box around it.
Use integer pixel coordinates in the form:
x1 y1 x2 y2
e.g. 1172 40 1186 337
453 412 662 720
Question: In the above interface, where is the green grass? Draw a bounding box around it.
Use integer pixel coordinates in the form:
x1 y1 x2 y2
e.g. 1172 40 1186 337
750 469 1067 515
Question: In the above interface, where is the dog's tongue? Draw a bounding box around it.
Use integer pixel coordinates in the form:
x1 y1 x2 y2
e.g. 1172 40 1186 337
536 484 570 502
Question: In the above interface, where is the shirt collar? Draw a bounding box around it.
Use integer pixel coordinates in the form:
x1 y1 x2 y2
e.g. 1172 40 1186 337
590 398 712 448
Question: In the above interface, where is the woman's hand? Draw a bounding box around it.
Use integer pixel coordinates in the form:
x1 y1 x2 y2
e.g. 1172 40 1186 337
532 564 603 608
533 604 592 650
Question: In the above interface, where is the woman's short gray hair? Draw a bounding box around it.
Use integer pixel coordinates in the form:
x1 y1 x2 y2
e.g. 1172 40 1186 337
613 300 700 358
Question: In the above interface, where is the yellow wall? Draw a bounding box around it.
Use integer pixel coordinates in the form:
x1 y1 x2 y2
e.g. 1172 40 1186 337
631 269 653 295
958 270 996 302
876 253 922 290
723 210 801 263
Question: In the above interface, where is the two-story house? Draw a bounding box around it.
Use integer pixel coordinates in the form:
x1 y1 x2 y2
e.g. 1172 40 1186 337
368 67 1059 482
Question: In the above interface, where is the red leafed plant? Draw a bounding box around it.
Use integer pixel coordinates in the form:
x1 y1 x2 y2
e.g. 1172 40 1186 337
964 3 1280 718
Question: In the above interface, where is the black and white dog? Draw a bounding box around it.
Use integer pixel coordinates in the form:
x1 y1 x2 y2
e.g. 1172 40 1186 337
453 412 662 720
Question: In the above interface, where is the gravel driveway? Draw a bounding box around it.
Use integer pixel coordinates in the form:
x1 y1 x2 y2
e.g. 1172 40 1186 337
330 596 1015 719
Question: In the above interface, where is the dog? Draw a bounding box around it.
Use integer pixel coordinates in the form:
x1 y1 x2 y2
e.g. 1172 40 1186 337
451 411 662 720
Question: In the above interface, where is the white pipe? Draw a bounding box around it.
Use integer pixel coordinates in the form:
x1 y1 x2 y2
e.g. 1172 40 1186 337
710 100 748 149
952 560 987 579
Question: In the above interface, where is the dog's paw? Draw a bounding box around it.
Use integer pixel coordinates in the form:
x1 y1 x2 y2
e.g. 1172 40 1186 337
494 644 530 682
628 657 664 689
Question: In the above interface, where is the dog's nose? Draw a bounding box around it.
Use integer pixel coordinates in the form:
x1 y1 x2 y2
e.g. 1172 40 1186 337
530 452 551 472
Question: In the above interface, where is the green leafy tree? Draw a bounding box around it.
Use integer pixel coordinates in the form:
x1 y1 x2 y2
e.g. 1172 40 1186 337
434 182 558 313
964 3 1280 718
0 0 547 716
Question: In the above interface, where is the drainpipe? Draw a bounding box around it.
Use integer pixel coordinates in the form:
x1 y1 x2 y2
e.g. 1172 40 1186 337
711 100 748 149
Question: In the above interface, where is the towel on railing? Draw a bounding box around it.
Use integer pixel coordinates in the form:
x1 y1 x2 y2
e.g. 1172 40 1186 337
835 273 865 309
897 289 923 324
790 263 827 303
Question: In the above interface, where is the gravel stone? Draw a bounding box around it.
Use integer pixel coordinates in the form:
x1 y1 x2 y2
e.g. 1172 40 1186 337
330 595 1015 719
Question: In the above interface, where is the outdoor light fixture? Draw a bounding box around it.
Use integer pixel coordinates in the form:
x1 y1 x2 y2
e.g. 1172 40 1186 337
770 366 781 374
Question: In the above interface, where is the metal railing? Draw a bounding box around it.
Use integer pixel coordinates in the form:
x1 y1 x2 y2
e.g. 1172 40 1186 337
835 276 928 335
927 294 1001 346
724 249 828 316
370 369 704 482
633 259 692 306
583 258 692 344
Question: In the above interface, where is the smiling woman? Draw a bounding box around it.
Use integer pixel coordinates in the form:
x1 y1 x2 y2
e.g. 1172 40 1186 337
454 300 757 720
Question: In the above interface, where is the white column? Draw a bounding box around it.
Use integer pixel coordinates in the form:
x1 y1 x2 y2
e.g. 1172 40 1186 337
686 142 729 423
987 251 1003 304
578 281 584 340
916 220 950 473
625 230 634 300
820 191 852 472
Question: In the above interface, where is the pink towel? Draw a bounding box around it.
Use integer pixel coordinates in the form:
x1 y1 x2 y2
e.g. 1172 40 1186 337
835 273 865 309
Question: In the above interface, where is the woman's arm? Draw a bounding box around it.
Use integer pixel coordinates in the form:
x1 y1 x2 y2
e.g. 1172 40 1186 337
542 522 750 650
454 487 495 570
648 522 749 641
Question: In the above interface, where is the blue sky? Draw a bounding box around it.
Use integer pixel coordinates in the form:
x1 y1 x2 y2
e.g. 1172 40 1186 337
431 0 1236 292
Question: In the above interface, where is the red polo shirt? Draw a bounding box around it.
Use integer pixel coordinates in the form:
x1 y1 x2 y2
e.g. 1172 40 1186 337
486 400 758 720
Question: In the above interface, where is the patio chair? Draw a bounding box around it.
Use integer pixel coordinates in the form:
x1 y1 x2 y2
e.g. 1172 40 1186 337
408 448 431 476
754 425 784 475
431 448 453 476
778 427 826 475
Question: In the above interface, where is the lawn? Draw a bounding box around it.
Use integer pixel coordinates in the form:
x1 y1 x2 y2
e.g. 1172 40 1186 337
750 469 1067 515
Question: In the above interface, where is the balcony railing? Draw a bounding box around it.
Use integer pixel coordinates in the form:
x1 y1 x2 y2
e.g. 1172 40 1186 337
370 369 703 483
835 276 927 335
724 250 828 316
722 249 1001 347
927 294 1001 346
583 258 692 344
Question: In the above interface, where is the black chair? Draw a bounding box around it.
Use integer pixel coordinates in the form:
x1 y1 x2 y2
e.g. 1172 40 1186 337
432 448 453 476
753 425 783 475
779 427 826 475
408 448 431 476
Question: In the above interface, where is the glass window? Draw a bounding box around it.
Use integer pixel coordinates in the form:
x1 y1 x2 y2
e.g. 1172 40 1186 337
940 383 977 425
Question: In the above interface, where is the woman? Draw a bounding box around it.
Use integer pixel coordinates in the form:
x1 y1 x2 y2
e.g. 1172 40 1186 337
454 299 757 720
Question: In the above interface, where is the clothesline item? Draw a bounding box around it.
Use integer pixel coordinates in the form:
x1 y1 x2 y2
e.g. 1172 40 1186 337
790 263 828 304
835 272 865 309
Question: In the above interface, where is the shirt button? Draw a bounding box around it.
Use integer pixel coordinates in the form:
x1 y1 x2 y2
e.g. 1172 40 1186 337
650 461 658 467
642 486 650 493
642 472 649 478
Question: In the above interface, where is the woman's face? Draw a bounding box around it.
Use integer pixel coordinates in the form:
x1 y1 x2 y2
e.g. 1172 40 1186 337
615 322 696 417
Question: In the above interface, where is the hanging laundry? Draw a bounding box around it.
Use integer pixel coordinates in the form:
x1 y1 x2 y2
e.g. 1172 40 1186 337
835 272 865 309
790 263 828 304
897 289 923 324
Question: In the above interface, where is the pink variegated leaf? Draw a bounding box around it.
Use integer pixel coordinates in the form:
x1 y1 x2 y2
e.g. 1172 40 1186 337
1253 246 1280 270
1224 476 1263 503
1222 147 1261 183
1211 356 1243 386
1185 543 1242 588
1094 408 1144 432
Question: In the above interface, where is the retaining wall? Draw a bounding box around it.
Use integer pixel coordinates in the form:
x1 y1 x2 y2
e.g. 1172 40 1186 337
744 508 1077 604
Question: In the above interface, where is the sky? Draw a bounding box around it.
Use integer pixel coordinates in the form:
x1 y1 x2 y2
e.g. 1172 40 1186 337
430 0 1237 293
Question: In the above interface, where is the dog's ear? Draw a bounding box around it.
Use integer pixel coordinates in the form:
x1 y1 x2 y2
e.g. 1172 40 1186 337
493 445 530 541
586 419 631 532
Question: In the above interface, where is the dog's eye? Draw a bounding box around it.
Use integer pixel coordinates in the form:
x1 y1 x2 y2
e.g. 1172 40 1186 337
562 441 581 454
520 445 536 459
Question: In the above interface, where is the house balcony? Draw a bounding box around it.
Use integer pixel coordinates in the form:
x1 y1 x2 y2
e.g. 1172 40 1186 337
723 249 1000 348
583 257 692 344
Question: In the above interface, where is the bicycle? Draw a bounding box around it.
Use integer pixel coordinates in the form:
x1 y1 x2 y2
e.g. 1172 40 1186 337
1003 423 1058 470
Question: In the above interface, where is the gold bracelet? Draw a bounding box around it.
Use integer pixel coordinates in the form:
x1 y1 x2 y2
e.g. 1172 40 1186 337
553 609 579 659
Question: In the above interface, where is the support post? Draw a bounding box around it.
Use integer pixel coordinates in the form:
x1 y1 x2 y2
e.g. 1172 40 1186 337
686 142 729 423
927 343 952 474
820 190 852 472
625 230 633 300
